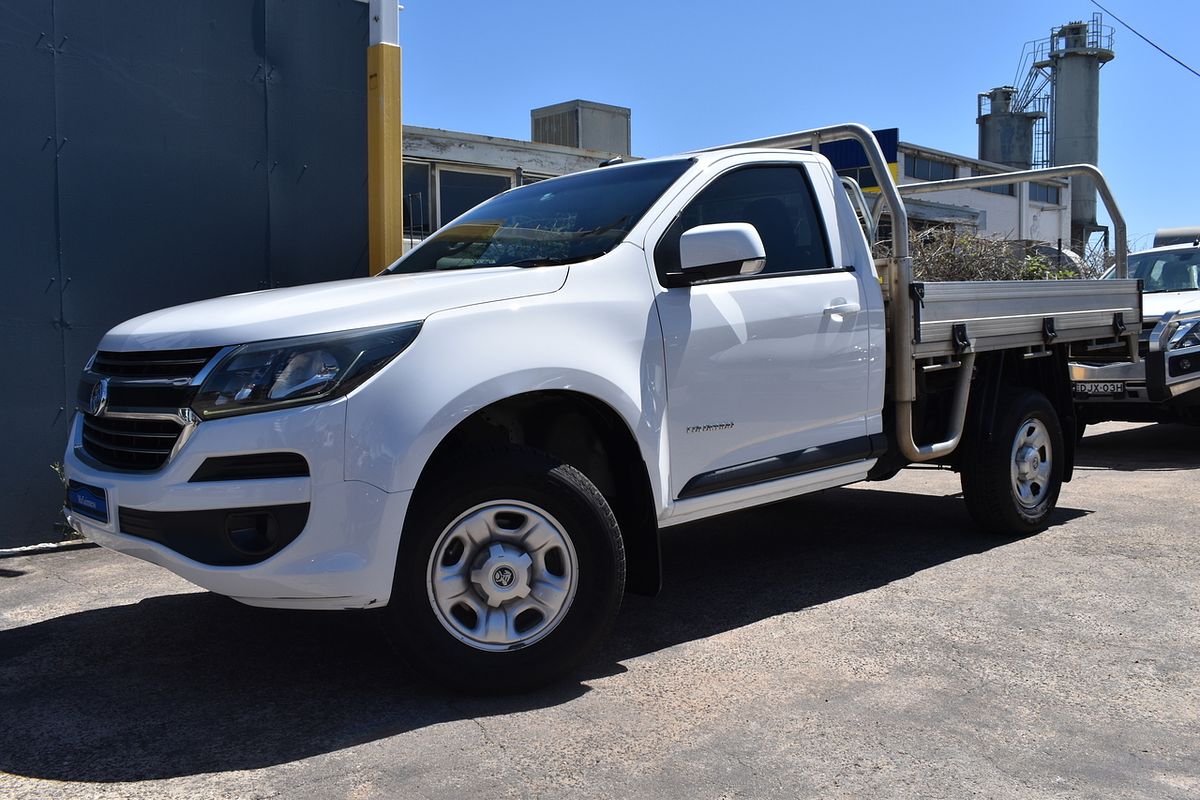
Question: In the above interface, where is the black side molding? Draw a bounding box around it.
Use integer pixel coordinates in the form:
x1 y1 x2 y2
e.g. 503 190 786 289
678 434 885 499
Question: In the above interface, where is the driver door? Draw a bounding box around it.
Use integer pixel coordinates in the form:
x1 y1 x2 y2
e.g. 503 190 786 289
651 161 872 500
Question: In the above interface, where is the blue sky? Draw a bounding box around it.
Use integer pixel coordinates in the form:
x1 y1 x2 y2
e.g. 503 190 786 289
398 0 1198 249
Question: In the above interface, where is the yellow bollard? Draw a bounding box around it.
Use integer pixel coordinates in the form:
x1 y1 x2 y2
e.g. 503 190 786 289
367 1 403 275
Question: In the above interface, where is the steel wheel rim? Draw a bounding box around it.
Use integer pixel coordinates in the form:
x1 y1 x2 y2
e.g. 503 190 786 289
1010 417 1052 510
426 500 579 652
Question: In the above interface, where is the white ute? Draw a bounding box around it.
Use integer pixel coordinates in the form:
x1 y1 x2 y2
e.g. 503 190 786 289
1071 238 1200 429
64 125 1143 690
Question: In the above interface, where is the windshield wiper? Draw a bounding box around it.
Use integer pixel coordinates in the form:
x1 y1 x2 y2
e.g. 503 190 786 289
577 214 630 239
1144 287 1200 294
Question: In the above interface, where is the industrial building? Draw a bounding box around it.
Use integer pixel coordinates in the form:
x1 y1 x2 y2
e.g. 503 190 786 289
399 124 1073 261
819 130 1071 247
897 142 1069 245
401 113 1072 252
400 100 630 247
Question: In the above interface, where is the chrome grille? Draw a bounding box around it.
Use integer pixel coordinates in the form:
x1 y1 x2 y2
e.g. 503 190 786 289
91 348 220 379
78 346 221 471
75 381 194 411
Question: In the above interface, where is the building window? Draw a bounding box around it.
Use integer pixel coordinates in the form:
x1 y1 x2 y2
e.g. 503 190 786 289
971 169 1014 196
404 162 433 236
1029 183 1061 205
438 169 513 226
904 155 956 182
836 166 879 189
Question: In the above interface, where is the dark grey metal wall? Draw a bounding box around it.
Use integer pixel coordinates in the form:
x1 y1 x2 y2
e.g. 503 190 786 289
0 0 368 547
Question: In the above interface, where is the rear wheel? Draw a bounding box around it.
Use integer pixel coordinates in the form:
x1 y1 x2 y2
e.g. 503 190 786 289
385 446 625 692
961 388 1064 536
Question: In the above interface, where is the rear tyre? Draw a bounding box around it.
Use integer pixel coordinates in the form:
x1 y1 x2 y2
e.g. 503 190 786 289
961 388 1064 537
385 446 625 693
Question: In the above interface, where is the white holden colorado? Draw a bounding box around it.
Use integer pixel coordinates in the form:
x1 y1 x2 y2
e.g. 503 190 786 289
64 125 1142 690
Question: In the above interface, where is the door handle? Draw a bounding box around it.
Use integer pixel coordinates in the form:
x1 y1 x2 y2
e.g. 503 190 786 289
824 301 861 315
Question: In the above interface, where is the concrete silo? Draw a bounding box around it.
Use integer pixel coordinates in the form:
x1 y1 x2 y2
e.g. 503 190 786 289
1035 17 1115 249
977 86 1044 170
981 13 1115 252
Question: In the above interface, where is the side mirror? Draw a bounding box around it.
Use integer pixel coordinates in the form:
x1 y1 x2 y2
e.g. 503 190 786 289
677 223 766 283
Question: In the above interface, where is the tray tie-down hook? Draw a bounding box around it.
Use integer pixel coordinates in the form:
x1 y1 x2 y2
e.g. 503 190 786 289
952 323 971 353
1042 317 1057 344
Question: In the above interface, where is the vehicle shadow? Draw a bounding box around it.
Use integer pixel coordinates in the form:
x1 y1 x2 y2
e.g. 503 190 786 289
1076 422 1200 472
0 485 1085 783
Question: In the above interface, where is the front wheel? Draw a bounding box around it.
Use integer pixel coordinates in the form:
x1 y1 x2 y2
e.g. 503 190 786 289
960 388 1064 536
385 446 625 692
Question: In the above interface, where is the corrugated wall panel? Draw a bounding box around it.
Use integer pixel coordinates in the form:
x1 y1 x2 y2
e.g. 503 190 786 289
55 0 271 363
265 0 369 286
0 0 71 543
0 0 368 547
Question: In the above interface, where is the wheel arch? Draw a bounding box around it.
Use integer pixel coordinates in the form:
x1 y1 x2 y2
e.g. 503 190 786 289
412 389 662 596
961 347 1078 482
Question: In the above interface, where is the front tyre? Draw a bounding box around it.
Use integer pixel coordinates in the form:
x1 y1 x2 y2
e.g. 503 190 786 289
386 446 625 692
961 388 1064 536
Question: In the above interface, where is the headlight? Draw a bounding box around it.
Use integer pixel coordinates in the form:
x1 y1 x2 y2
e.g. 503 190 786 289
192 322 421 419
1170 320 1200 350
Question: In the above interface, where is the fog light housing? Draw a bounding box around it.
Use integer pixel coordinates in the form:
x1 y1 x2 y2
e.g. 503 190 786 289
225 512 281 556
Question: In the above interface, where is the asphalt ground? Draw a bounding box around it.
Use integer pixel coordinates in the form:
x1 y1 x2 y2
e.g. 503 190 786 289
1 421 1197 799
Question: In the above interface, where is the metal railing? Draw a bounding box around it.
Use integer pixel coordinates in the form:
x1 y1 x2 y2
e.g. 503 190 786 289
895 165 1128 278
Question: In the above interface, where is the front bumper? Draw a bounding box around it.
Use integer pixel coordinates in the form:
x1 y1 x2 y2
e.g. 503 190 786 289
63 399 411 609
1071 310 1200 406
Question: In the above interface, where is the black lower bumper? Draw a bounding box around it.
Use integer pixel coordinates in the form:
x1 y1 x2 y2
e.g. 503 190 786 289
117 503 310 566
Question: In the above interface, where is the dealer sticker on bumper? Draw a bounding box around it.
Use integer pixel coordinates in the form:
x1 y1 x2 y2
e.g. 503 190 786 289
67 480 109 524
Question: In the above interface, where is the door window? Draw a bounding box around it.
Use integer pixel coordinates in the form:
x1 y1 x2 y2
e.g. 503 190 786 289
654 165 832 282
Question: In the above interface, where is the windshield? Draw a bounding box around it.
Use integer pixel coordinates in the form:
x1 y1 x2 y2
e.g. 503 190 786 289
384 159 693 274
1109 248 1200 293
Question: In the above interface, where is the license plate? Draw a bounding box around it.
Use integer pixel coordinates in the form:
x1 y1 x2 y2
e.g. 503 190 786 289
1073 381 1126 398
67 480 109 523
